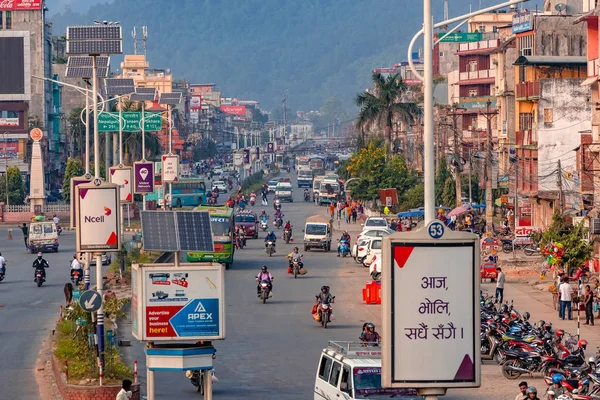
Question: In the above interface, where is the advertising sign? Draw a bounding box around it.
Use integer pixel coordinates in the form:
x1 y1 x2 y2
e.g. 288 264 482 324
266 142 274 153
439 32 482 43
134 161 154 194
162 154 179 183
381 220 480 389
0 117 18 127
109 166 133 203
190 94 202 110
0 0 42 10
220 105 246 116
242 149 250 164
459 96 496 111
76 182 121 252
255 146 260 159
70 175 92 229
515 226 539 238
0 139 18 159
512 11 533 34
189 110 199 124
233 151 243 167
132 263 226 341
97 112 162 132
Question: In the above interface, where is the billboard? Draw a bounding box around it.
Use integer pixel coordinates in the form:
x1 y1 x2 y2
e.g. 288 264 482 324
134 161 154 194
220 105 246 116
233 151 243 166
0 0 42 10
512 11 533 34
132 263 226 341
0 37 25 96
69 175 92 229
162 154 179 183
266 142 275 154
243 149 250 164
109 166 133 203
0 139 18 159
76 182 121 252
189 110 199 124
0 117 18 127
190 94 202 110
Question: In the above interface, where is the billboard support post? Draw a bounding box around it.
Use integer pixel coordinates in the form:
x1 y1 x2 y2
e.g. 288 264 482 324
142 102 146 211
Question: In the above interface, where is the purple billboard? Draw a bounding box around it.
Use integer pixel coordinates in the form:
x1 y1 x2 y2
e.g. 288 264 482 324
134 161 154 194
266 142 274 153
243 149 250 164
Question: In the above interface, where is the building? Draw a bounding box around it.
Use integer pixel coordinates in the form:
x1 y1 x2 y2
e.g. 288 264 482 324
468 11 514 34
120 54 172 94
0 1 54 186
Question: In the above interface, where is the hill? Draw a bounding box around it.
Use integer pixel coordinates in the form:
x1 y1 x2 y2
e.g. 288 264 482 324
47 0 527 112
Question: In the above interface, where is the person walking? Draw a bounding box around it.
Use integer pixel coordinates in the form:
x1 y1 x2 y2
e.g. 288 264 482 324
585 284 595 326
351 207 357 224
495 267 505 304
329 202 335 219
345 204 351 224
558 277 573 320
116 379 133 400
20 223 28 250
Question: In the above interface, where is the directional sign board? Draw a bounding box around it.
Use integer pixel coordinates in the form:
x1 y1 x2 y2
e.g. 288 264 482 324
97 112 162 132
132 263 226 341
79 290 102 312
76 182 121 252
109 166 133 203
381 220 480 389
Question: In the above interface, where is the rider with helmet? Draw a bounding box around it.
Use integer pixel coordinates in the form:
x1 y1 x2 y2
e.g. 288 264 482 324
70 254 83 279
265 229 277 251
337 231 350 257
315 285 334 322
525 386 539 400
32 252 49 281
255 265 274 296
546 374 568 399
359 322 381 345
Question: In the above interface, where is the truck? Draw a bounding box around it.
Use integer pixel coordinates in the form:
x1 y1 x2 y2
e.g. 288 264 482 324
309 158 325 176
313 175 325 198
318 175 341 205
304 215 332 252
297 167 313 188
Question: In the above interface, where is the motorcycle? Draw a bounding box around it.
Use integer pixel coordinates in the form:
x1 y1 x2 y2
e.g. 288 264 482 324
235 233 246 250
501 239 538 256
284 228 292 244
274 217 283 229
304 192 311 202
250 193 256 206
259 280 271 304
266 241 275 257
186 369 218 395
260 219 268 232
34 269 45 287
315 297 335 329
338 239 350 258
71 269 82 286
289 258 302 279
57 224 63 236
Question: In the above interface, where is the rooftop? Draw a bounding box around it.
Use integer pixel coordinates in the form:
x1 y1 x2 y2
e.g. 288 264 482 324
514 55 587 66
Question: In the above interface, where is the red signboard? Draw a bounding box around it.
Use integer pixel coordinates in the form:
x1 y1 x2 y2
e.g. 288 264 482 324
378 188 398 206
0 140 18 159
0 0 42 10
220 105 246 116
190 94 202 110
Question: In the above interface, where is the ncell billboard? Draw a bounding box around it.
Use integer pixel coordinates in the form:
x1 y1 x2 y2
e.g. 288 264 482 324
76 182 121 252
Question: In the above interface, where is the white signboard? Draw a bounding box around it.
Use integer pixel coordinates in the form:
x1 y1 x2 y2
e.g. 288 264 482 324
233 151 243 167
0 117 19 127
381 220 480 389
109 166 133 203
162 154 179 183
131 263 226 341
76 182 121 252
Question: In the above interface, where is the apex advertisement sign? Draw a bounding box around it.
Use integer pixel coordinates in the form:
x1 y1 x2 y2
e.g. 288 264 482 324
131 263 226 341
109 166 133 203
134 161 154 194
162 154 179 183
0 0 42 10
512 11 533 34
220 105 246 116
76 182 121 252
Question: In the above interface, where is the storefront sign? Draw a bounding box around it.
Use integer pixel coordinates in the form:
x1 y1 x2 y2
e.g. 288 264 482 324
0 117 18 127
515 226 539 238
440 32 482 43
513 11 533 34
0 0 42 10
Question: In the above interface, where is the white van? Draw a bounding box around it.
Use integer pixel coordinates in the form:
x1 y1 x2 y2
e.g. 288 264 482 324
314 342 418 399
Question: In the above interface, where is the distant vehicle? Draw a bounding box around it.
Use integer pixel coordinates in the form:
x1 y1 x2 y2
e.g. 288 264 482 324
212 166 223 175
297 169 313 188
267 180 279 193
234 210 259 239
187 206 235 268
28 220 59 253
171 178 207 208
275 181 293 202
363 217 388 228
356 228 394 241
212 181 227 192
304 215 333 252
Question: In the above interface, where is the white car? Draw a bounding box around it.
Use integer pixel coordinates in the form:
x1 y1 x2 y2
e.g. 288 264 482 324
212 166 223 175
363 217 388 228
351 237 372 264
355 227 394 242
363 238 382 268
212 180 227 192
79 253 112 266
267 180 279 193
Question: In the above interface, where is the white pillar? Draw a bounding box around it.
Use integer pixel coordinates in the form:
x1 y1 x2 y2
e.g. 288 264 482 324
423 0 435 224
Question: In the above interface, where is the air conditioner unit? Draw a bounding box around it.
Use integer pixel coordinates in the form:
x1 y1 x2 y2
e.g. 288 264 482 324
591 218 600 234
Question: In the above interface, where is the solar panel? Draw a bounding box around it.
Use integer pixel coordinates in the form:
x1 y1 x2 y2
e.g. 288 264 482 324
130 93 156 102
67 40 122 55
67 26 122 40
104 86 135 96
159 92 182 105
105 78 135 87
176 212 214 252
66 67 109 78
141 211 179 252
136 87 156 94
67 56 110 67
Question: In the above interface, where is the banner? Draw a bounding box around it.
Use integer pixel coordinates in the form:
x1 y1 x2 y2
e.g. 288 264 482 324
0 139 18 159
189 110 199 124
0 117 18 127
0 0 42 10
266 142 274 154
220 105 246 116
243 149 250 164
190 94 202 110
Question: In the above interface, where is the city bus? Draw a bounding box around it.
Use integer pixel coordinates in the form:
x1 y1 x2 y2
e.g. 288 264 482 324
296 155 309 168
186 205 235 268
170 178 207 207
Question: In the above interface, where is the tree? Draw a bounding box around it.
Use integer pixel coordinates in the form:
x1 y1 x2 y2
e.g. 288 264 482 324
435 157 453 206
0 166 25 205
399 183 424 210
354 72 420 155
62 158 84 203
67 107 85 159
441 177 456 208
192 139 218 160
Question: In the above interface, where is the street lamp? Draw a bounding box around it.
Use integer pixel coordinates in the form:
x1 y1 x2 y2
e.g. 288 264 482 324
1 132 9 206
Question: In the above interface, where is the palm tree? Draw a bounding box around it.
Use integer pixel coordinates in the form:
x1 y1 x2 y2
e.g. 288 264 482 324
354 72 420 156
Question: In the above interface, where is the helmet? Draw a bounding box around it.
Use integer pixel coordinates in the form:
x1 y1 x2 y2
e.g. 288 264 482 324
578 339 588 350
544 322 553 331
270 229 274 233
536 320 546 329
321 286 328 292
526 386 537 394
366 322 375 330
37 252 42 257
552 373 564 384
589 356 596 364
261 265 267 271
556 329 564 338
523 311 530 321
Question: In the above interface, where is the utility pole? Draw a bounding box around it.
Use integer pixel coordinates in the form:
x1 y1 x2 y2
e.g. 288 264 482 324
557 159 564 212
448 105 462 208
485 99 494 235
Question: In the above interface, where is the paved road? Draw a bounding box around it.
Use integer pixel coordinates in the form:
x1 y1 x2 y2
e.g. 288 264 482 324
0 229 98 400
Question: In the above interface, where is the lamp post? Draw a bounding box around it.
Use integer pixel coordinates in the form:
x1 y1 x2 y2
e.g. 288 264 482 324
1 132 8 206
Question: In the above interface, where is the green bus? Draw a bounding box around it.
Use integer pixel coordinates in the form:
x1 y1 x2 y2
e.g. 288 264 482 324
186 205 235 268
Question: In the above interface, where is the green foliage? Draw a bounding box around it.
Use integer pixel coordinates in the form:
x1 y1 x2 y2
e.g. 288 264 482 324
62 158 85 203
399 183 424 210
435 158 453 206
441 177 456 208
192 139 218 160
0 166 26 205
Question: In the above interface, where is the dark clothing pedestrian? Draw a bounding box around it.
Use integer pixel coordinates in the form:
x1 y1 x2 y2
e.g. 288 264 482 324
20 224 28 249
351 208 357 223
585 289 595 325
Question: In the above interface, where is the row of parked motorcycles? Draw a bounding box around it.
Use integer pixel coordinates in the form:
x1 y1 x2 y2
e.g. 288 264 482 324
480 292 600 398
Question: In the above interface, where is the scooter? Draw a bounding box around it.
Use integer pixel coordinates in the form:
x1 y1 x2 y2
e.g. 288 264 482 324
338 239 350 258
260 219 268 232
266 241 275 257
34 269 45 287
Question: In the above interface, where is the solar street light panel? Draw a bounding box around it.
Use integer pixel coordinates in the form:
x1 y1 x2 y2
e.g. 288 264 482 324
67 56 109 68
135 87 157 94
105 78 135 87
130 94 156 102
67 26 122 41
65 67 109 78
104 85 135 96
66 40 122 55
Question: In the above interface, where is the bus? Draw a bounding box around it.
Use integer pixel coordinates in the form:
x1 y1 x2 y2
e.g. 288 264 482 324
296 156 309 168
186 205 235 268
146 177 207 208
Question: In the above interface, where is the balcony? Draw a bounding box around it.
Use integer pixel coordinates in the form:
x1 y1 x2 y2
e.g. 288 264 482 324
516 129 537 147
457 39 500 54
515 82 540 100
458 69 495 83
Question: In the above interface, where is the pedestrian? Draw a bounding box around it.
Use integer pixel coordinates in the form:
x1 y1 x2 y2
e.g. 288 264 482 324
495 267 505 304
558 276 572 320
585 284 595 326
329 202 335 219
20 222 28 250
345 205 351 224
351 207 357 224
337 201 343 220
116 379 133 400
515 381 528 400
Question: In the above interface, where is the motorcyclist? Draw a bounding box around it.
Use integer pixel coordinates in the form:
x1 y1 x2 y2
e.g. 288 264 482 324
32 252 49 281
360 322 382 345
70 254 83 279
274 197 281 211
315 285 334 322
284 220 293 238
0 252 6 277
525 386 539 400
255 265 274 296
265 229 277 250
303 188 310 200
53 214 60 225
287 247 304 273
337 231 351 257
545 374 569 399
235 226 247 248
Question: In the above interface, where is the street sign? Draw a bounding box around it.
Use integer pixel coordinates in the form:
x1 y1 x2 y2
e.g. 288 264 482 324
76 182 121 252
109 166 133 203
162 154 179 183
97 112 162 132
134 161 154 194
439 32 482 43
381 220 480 389
266 142 274 153
79 290 102 312
132 263 226 341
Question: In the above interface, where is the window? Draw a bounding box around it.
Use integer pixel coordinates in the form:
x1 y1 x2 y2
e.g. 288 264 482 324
318 356 333 381
479 25 486 32
518 34 533 56
341 367 353 393
372 240 382 250
439 51 445 57
0 11 3 29
468 60 478 72
469 89 478 97
5 11 11 29
0 111 18 118
544 108 553 128
329 362 342 386
519 113 533 130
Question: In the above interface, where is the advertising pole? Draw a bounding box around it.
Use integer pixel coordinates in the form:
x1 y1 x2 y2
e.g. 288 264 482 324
91 55 105 381
423 0 435 225
142 102 147 211
85 86 90 175
168 104 173 212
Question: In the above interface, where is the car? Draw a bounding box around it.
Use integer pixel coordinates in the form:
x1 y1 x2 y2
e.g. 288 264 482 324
275 181 293 202
212 180 227 192
267 180 279 193
355 227 394 241
212 166 223 175
351 237 372 264
363 217 388 228
363 238 382 268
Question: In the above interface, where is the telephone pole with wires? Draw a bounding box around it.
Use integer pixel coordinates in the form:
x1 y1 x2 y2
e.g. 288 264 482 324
480 99 498 234
557 159 564 212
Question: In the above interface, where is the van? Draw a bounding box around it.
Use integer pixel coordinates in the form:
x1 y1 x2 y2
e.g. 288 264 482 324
304 215 332 251
28 220 59 253
314 341 418 399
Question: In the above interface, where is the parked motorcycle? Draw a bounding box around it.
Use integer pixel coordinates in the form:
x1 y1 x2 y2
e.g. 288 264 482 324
259 280 271 304
338 239 350 258
266 241 275 257
501 239 538 256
